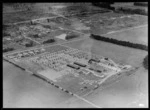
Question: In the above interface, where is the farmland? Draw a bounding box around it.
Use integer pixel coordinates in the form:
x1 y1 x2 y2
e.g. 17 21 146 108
78 12 148 34
62 31 148 108
83 66 148 108
3 3 148 108
63 38 147 67
3 60 94 108
104 25 148 45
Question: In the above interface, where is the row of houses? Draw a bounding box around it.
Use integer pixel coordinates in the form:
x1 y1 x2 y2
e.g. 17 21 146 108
7 48 45 59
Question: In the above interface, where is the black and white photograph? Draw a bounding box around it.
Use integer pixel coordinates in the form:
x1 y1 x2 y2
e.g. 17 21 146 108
3 2 148 108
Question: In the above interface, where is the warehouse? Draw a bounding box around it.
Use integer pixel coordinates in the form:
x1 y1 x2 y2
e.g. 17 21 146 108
74 62 87 67
67 64 80 70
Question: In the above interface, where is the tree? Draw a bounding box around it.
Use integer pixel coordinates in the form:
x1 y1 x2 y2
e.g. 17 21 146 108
143 55 148 69
25 41 34 47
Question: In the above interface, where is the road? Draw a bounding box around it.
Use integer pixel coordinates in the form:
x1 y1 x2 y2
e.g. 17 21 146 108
23 35 41 44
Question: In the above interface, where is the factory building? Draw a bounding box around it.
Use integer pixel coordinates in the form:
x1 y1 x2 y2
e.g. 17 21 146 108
67 64 80 70
74 62 86 67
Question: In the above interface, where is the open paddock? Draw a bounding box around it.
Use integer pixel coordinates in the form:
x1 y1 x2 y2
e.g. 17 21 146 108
62 38 148 67
104 25 148 45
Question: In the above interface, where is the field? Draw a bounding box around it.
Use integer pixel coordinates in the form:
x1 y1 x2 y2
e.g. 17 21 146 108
4 38 148 107
82 67 148 108
62 37 148 107
78 12 148 34
104 25 148 45
3 3 148 108
4 44 129 98
3 11 57 24
63 38 148 67
111 2 148 15
3 60 95 108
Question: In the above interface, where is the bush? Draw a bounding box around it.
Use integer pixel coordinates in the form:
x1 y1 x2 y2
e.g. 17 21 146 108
3 32 10 37
65 35 79 40
3 25 9 30
25 41 34 47
32 34 39 38
43 39 55 44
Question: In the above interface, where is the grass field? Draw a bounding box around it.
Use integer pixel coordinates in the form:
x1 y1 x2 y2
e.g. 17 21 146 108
62 38 148 67
104 25 148 45
3 60 94 108
83 66 148 108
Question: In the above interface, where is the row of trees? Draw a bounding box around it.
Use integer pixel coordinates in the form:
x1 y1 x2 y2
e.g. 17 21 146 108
64 4 110 18
3 47 14 53
117 7 147 15
92 2 115 10
4 3 35 11
134 2 148 7
3 31 10 37
90 34 148 51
